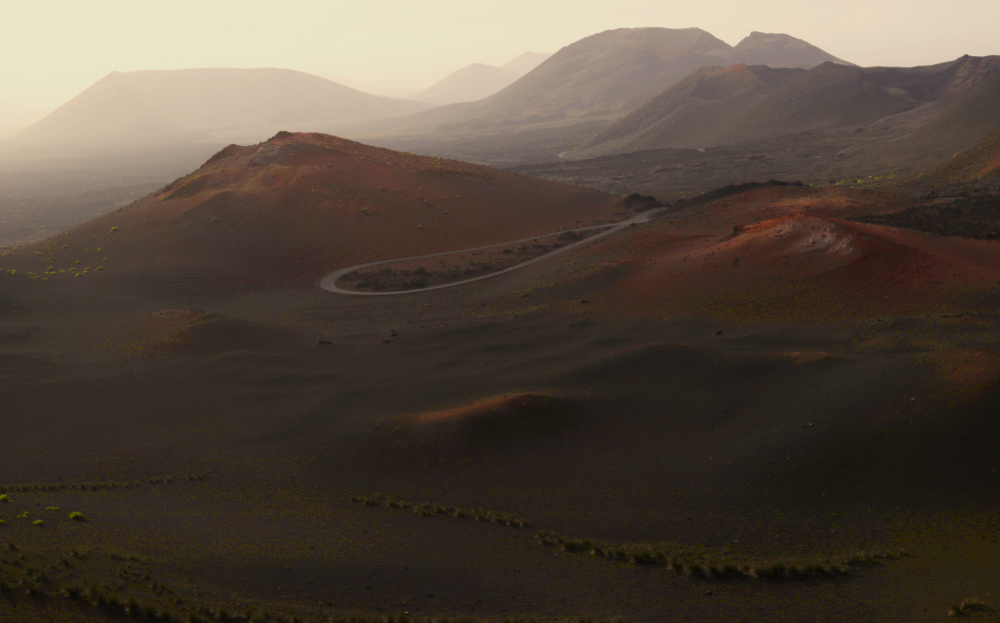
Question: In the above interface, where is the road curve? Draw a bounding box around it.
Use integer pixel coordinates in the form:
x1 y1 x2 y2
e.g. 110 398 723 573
318 207 668 296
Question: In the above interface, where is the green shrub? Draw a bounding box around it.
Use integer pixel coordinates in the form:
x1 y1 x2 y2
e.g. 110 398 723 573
45 506 59 512
950 597 991 616
32 520 44 527
960 597 989 610
0 494 9 503
69 512 86 522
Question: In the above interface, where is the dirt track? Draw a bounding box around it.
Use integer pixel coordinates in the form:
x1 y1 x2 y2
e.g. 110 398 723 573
318 207 667 295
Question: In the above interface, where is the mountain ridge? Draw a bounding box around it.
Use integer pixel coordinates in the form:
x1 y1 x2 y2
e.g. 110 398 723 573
349 26 850 142
572 55 1000 157
6 68 431 154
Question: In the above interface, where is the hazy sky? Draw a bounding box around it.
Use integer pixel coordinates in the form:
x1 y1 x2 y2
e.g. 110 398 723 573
4 0 1000 110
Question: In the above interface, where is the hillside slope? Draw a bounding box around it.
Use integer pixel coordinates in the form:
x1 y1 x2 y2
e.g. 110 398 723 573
418 63 519 105
522 185 1000 319
6 69 430 153
575 55 1000 157
353 27 849 141
575 64 803 153
4 132 622 293
733 31 854 68
500 52 554 76
921 122 1000 188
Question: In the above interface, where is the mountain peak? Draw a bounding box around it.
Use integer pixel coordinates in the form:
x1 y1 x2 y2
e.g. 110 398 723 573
733 31 853 68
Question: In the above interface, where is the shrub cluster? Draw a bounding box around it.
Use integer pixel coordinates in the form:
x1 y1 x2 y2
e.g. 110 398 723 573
948 597 991 617
9 574 621 623
349 494 530 528
535 531 906 581
0 471 210 494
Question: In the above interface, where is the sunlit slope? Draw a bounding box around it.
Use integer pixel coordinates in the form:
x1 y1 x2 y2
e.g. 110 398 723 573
6 132 622 291
519 186 1000 319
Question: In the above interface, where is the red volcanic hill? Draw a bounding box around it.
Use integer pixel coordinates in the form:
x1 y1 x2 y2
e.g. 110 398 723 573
522 186 1000 319
6 132 623 293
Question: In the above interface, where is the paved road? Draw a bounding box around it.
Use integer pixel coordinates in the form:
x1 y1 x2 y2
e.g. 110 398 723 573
317 207 668 296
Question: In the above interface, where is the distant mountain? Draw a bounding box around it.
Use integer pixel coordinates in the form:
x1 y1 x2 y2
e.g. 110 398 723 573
732 32 853 68
418 63 519 105
462 27 739 125
500 52 553 76
6 68 430 153
574 55 1000 157
894 56 1000 147
352 27 851 141
319 74 423 100
0 101 51 140
724 63 910 140
572 64 802 154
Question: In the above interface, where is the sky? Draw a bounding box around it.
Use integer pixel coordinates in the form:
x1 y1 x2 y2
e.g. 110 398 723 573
4 0 1000 111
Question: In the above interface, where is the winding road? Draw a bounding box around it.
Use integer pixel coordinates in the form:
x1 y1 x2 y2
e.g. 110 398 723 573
318 207 668 296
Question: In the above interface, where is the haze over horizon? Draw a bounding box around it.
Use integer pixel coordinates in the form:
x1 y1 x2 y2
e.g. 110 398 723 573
4 0 999 111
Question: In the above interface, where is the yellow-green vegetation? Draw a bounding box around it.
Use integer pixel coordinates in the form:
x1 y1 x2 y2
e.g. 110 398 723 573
830 172 898 188
535 531 907 581
68 512 86 522
32 520 44 526
44 506 59 512
948 597 991 617
352 493 905 582
0 544 622 623
0 470 209 494
349 493 531 528
0 494 8 503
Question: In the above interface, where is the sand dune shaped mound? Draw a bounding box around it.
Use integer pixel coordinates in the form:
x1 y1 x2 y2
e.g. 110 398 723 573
669 186 911 230
4 132 621 294
621 216 995 316
365 393 577 462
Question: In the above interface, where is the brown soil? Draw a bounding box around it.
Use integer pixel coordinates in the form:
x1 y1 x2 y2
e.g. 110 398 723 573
0 132 623 298
855 195 1000 240
0 137 999 623
340 229 604 292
